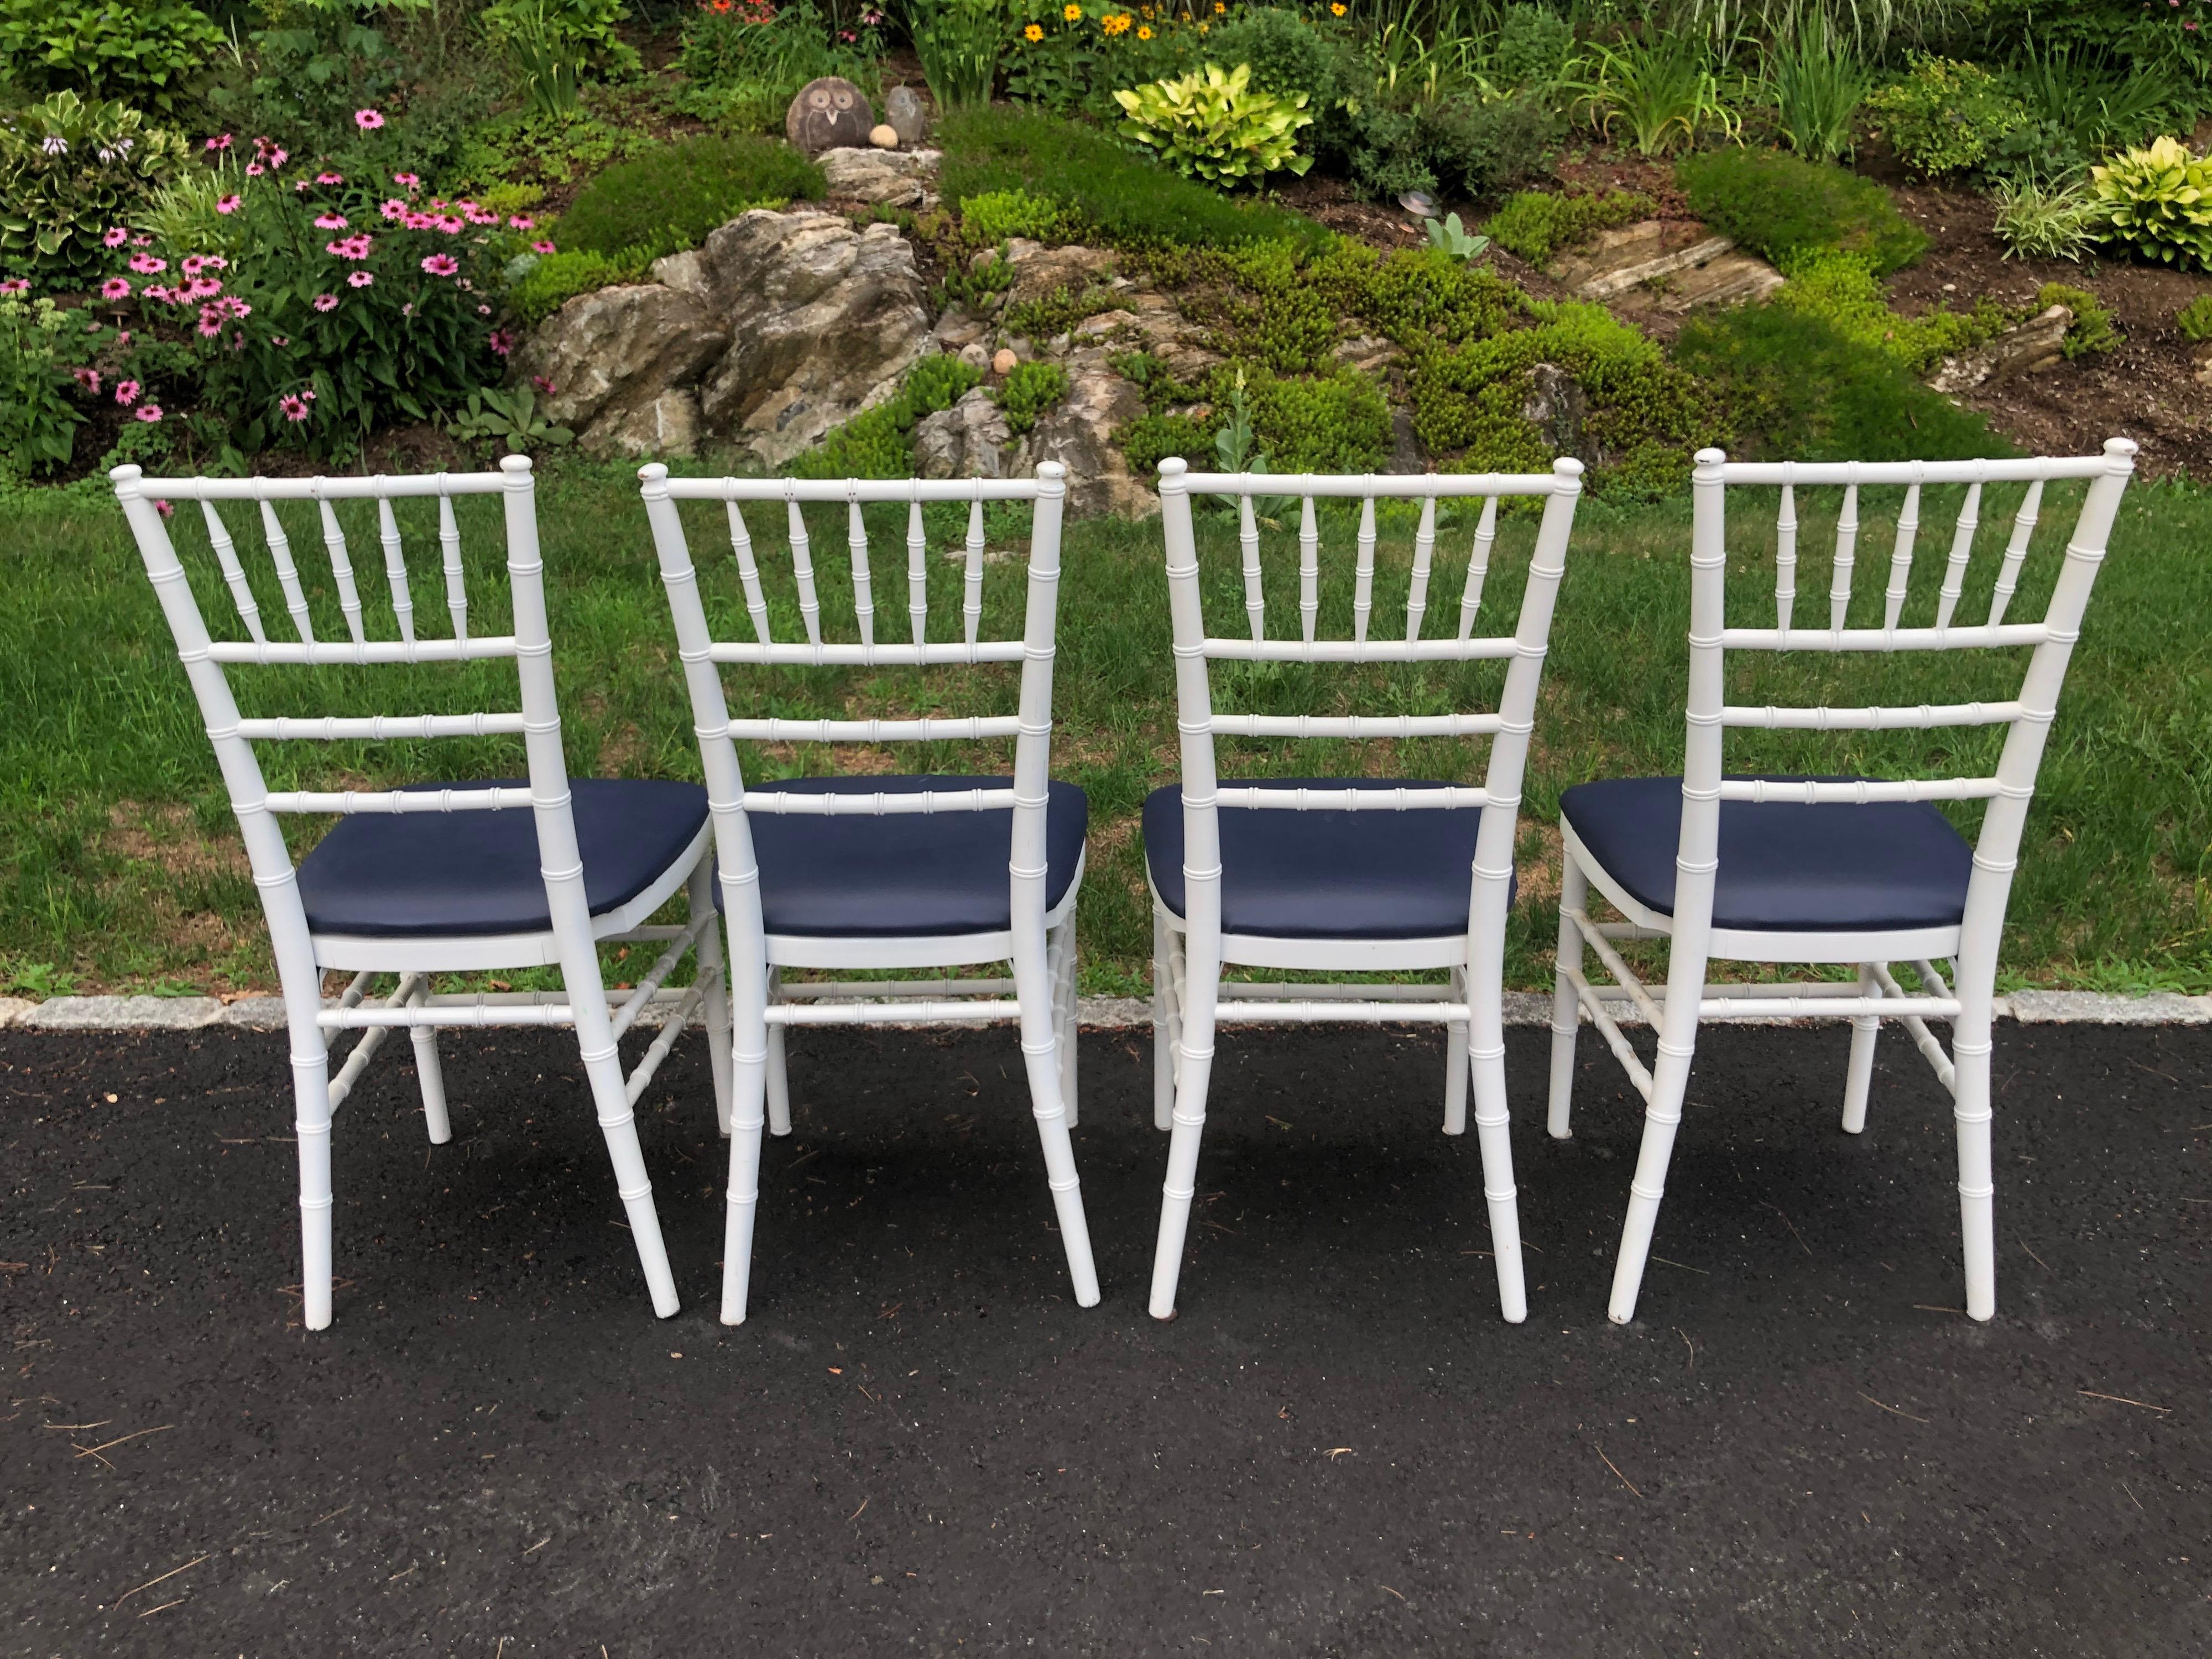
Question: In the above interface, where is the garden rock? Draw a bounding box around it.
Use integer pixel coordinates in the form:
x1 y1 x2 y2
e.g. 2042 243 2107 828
693 210 935 467
817 145 942 211
786 77 874 154
913 387 1014 479
1386 408 1424 474
1556 219 1782 318
933 305 989 351
869 124 899 149
1015 369 1152 519
1003 243 1119 309
1928 304 2072 393
1521 363 1587 463
886 85 930 146
586 388 703 460
513 283 728 450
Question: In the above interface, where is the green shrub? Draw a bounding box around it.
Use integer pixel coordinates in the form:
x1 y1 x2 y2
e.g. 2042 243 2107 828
1991 176 2100 263
558 135 827 260
1574 30 1738 159
509 248 652 325
1114 62 1314 186
1205 9 1342 103
1483 188 1655 267
938 106 1332 253
2178 293 2212 341
996 359 1069 435
2037 282 2118 359
1117 410 1218 476
957 188 1072 246
0 294 85 479
1330 91 1562 205
0 0 223 115
486 0 640 118
1240 367 1392 473
1675 302 2008 463
913 0 1004 112
1864 57 2026 178
0 91 189 292
1770 249 1997 375
2090 137 2212 271
1493 2 1575 92
791 352 986 479
1770 24 1871 165
677 0 877 114
1677 148 1927 275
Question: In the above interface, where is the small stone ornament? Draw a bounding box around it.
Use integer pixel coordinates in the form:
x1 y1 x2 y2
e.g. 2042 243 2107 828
786 77 875 155
886 85 930 147
869 123 899 149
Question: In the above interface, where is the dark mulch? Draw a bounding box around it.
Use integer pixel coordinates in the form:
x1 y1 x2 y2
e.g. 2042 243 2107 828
3 1021 2207 1655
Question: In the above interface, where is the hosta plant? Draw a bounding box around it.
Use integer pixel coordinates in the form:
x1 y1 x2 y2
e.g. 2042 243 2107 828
2089 137 2212 271
1113 62 1313 187
0 92 188 292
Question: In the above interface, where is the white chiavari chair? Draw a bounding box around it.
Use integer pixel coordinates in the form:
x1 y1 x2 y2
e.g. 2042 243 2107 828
113 456 728 1329
639 461 1099 1326
1146 457 1586 1323
1551 441 2136 1325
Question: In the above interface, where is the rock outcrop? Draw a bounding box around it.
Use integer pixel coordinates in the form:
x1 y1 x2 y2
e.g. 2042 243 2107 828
1927 304 2072 393
912 387 1015 479
817 145 942 211
1016 368 1152 519
511 284 727 458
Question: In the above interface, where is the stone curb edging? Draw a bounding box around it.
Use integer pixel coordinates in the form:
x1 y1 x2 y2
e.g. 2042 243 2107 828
3 989 2208 1032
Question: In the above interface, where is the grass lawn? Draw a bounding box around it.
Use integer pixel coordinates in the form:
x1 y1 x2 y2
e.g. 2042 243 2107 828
1 461 2206 998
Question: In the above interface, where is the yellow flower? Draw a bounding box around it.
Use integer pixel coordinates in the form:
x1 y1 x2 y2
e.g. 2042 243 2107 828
1214 1 1225 11
1330 1 1345 12
1024 20 1042 37
1063 2 1080 15
1137 21 1151 35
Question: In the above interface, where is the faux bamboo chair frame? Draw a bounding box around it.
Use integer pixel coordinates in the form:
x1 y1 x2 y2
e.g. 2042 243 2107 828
638 462 1099 1326
1551 440 2137 1327
1148 457 1587 1324
112 456 728 1329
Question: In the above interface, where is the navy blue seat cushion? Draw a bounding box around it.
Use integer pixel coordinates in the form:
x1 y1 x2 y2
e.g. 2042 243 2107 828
1143 779 1510 940
738 775 1087 938
298 778 708 938
1559 775 1974 933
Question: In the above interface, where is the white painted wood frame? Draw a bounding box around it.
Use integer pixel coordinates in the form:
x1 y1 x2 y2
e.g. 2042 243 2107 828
111 457 729 1329
1550 441 2137 1326
1148 458 1586 1323
638 465 1099 1326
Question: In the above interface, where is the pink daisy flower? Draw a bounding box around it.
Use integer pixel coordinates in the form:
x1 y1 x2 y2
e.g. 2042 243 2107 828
380 199 405 220
196 309 223 337
115 380 142 405
0 278 27 296
317 171 344 185
155 499 173 517
135 404 163 422
355 109 385 131
508 215 535 230
531 241 556 255
100 277 132 300
314 213 348 229
393 171 420 189
244 161 263 177
216 194 242 215
128 253 166 274
312 293 339 312
102 226 128 248
489 330 514 355
531 375 556 395
205 133 232 152
268 147 288 168
72 367 102 393
477 302 491 315
279 394 311 421
348 271 374 288
180 254 204 276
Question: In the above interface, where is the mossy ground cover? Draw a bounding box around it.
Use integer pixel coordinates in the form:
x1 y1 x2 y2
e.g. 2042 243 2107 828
5 463 2206 999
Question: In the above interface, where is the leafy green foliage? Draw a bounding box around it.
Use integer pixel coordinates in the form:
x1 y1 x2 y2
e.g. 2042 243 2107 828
1678 148 1927 275
995 359 1068 435
2089 137 2212 271
1116 410 1215 476
0 0 223 114
2177 293 2212 341
1996 44 2179 183
1334 92 1562 206
486 0 641 118
1423 212 1490 263
2036 282 2118 359
1493 3 1575 92
1864 56 2025 178
456 108 658 191
1481 189 1653 268
0 92 188 292
558 135 826 260
1571 30 1737 158
790 352 986 479
0 295 85 479
675 0 878 130
1674 301 2008 463
1770 24 1871 165
914 0 1005 112
1768 249 1997 375
938 106 1331 253
1206 8 1341 105
509 248 651 324
443 383 577 452
1991 175 2100 263
1114 62 1314 186
1239 366 1391 473
957 188 1073 246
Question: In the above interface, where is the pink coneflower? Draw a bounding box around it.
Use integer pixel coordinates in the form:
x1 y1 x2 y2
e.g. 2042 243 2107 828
204 255 228 270
402 212 435 230
302 387 316 400
348 270 373 288
216 194 242 215
100 277 132 300
279 393 311 421
327 234 373 259
185 276 223 300
393 171 419 189
155 499 173 518
131 233 151 246
205 133 232 152
140 283 173 302
508 214 535 230
355 109 385 131
401 301 414 316
312 293 338 312
0 278 28 296
477 302 492 315
115 379 142 405
128 253 166 274
72 367 103 394
531 240 556 255
489 330 514 356
196 307 223 337
268 147 288 168
380 199 405 220
180 254 205 276
435 215 463 233
244 161 263 177
465 206 498 225
316 171 343 185
271 335 288 347
135 404 163 422
314 213 348 229
531 375 556 395
294 178 311 194
221 296 251 317
116 330 130 346
103 226 128 247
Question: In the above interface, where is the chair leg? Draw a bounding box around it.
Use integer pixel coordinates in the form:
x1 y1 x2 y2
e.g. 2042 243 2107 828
1841 963 1880 1135
1468 990 1528 1323
1547 853 1587 1140
1443 966 1470 1135
406 980 452 1146
721 1026 770 1325
1608 1037 1697 1326
764 992 792 1139
578 1042 680 1318
1051 910 1079 1130
287 1002 337 1331
1152 908 1178 1133
1149 947 1216 1321
689 856 735 1140
1013 898 1100 1308
1952 1003 1998 1322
